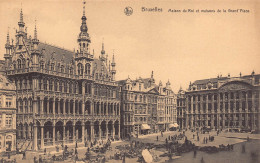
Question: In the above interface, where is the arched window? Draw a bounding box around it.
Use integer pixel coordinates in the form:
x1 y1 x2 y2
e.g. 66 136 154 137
27 59 30 68
49 80 53 91
77 63 83 75
43 79 48 90
64 82 67 93
51 63 54 71
85 63 91 75
40 62 44 69
61 65 64 73
54 81 58 91
22 59 26 68
59 81 63 92
69 83 72 93
69 67 73 74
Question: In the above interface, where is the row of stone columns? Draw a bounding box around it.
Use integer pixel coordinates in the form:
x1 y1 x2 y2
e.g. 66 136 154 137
32 121 120 151
186 113 258 129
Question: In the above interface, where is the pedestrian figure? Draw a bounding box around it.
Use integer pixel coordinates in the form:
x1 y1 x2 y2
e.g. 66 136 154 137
197 136 200 141
22 152 26 160
122 153 126 163
168 135 170 140
39 156 43 163
194 150 197 158
157 136 159 141
242 144 246 153
193 134 195 139
201 157 205 163
206 137 208 144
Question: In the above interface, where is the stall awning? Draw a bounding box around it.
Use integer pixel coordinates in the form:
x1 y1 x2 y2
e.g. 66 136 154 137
169 123 179 128
141 124 151 130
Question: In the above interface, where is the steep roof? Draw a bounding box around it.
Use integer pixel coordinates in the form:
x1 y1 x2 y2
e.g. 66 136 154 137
38 42 111 77
38 42 74 64
0 74 15 90
193 77 228 85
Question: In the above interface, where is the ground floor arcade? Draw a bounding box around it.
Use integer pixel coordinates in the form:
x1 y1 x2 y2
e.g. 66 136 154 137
17 120 120 151
186 113 260 130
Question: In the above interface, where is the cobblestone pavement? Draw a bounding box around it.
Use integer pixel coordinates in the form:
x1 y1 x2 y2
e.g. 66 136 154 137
2 130 260 163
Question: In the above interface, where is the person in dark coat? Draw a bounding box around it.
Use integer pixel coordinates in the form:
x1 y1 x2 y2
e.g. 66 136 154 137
157 136 159 141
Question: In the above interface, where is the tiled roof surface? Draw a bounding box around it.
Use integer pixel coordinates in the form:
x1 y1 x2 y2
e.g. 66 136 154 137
39 42 74 64
38 42 111 76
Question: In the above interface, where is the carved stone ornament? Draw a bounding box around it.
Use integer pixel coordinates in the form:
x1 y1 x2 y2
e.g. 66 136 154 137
219 82 251 91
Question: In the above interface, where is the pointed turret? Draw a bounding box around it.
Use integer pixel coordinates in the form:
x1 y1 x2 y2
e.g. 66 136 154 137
18 8 25 32
166 79 171 89
32 20 39 50
16 6 27 49
5 30 10 48
111 53 116 81
159 80 162 86
100 40 106 62
31 20 40 67
4 29 12 68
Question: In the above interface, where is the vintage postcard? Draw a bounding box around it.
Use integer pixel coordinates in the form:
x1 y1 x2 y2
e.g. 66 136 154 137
0 0 259 162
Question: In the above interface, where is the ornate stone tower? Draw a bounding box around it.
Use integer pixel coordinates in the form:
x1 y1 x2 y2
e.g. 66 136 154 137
75 1 93 77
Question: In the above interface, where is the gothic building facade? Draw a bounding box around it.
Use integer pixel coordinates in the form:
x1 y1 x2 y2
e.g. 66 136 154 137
4 5 120 151
185 73 260 131
118 72 177 138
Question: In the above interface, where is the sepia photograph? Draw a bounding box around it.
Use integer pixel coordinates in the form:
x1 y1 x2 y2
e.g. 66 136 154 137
0 0 259 162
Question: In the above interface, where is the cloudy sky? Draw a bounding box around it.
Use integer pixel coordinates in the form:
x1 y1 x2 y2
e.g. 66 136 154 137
0 0 259 92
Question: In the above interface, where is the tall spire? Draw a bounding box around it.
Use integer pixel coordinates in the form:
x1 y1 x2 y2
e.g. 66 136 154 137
6 28 10 46
83 0 86 16
20 7 23 23
112 53 115 64
101 39 105 55
34 19 37 39
80 0 88 32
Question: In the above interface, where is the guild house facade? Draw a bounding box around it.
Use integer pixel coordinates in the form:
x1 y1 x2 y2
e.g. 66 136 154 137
0 74 16 154
4 4 121 151
184 73 260 131
118 72 177 138
177 87 186 129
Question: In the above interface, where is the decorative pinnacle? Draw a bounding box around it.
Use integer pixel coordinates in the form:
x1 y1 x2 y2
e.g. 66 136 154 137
6 27 10 45
112 54 115 63
20 5 23 22
83 0 86 16
101 38 105 55
34 19 37 39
